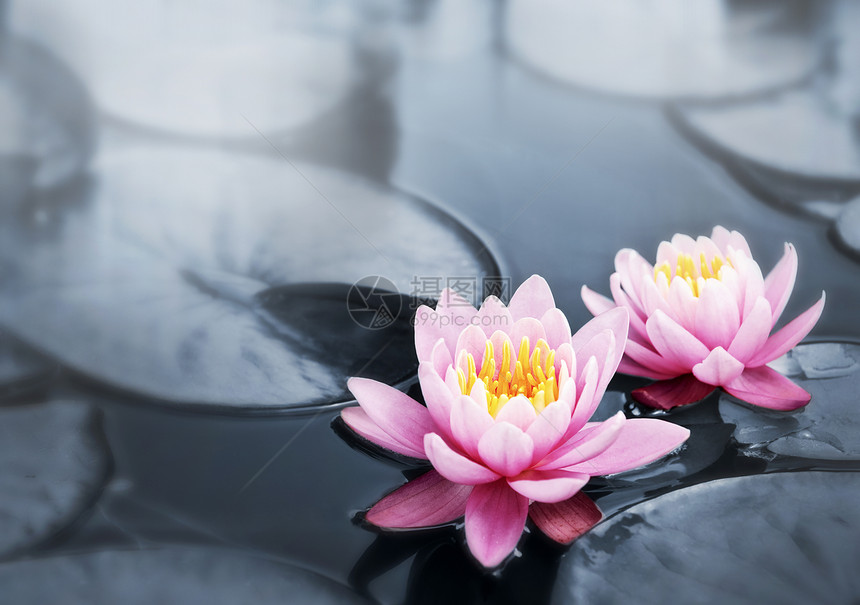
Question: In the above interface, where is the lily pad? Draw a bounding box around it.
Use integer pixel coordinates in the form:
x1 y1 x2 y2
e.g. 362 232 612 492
12 2 358 138
0 329 56 400
554 472 860 605
0 547 369 604
0 35 96 192
0 400 109 557
505 0 821 100
0 147 497 410
834 196 860 260
719 343 860 461
674 89 860 183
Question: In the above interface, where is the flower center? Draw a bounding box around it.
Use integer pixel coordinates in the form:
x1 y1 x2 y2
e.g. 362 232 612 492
456 336 559 417
653 252 730 297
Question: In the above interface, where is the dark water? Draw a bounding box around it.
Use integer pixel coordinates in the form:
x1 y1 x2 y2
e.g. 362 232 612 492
1 1 859 603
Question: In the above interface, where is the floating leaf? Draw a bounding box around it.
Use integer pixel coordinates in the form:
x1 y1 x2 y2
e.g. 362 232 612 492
0 547 369 604
720 343 860 461
554 472 860 604
0 400 108 557
0 147 497 410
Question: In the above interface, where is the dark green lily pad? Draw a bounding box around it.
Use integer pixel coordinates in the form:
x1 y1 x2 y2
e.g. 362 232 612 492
0 547 369 604
720 343 860 461
0 146 497 411
554 472 860 605
0 400 108 557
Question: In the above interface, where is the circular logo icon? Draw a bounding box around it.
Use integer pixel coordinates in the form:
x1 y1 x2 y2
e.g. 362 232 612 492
347 276 402 330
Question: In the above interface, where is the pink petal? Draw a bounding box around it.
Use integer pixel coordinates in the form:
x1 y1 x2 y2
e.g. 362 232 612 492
747 293 825 367
580 285 616 317
729 250 766 320
571 306 629 400
711 226 752 257
341 407 427 458
437 287 479 317
469 378 489 408
529 491 603 544
764 243 798 327
414 304 444 363
365 470 472 528
655 240 681 266
450 394 493 458
509 317 547 351
727 297 773 364
347 377 435 455
554 342 576 379
429 338 453 377
494 394 538 432
646 310 710 371
617 356 679 381
418 362 455 440
694 279 740 350
670 233 697 255
539 412 626 471
638 272 675 319
609 273 648 339
464 481 529 568
564 418 690 476
507 469 590 503
631 375 715 410
475 296 513 336
424 432 500 484
507 275 555 321
667 275 698 333
623 339 688 376
695 235 724 263
723 366 812 410
527 399 573 463
568 356 599 437
444 366 462 397
489 330 515 375
540 308 574 350
415 289 479 361
455 325 488 370
710 225 732 252
613 248 649 310
692 347 745 387
477 422 535 477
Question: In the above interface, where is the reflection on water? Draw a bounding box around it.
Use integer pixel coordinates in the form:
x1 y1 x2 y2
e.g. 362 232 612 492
1 1 860 604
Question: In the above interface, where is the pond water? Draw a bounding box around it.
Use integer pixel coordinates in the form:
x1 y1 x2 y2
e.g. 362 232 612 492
1 1 858 603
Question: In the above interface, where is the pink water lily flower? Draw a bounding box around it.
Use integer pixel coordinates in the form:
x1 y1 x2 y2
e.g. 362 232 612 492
341 275 689 568
581 227 825 411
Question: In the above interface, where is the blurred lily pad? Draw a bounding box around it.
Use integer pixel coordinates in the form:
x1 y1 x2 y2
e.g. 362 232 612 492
720 343 860 461
0 400 108 557
0 329 57 401
674 90 860 183
0 147 497 410
12 2 358 139
0 35 96 194
0 547 369 604
554 472 860 604
506 0 821 100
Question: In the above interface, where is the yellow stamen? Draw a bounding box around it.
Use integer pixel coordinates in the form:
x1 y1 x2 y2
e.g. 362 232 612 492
656 251 731 298
458 336 560 417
